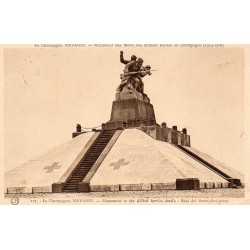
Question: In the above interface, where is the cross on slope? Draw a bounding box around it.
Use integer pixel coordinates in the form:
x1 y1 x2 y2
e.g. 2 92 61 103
109 158 129 170
44 162 61 173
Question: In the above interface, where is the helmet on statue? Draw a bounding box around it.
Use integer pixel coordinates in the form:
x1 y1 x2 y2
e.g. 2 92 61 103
131 55 137 61
137 58 144 64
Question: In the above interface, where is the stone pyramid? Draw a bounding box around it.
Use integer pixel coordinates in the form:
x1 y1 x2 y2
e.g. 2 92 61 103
4 84 243 194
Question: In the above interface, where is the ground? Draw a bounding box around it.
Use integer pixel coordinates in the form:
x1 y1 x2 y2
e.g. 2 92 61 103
4 188 245 205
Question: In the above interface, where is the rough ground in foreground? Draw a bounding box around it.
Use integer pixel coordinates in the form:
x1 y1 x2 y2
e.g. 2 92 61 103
5 188 244 199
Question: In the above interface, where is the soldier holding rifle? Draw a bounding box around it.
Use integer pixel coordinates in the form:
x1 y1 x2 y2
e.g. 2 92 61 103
117 51 153 94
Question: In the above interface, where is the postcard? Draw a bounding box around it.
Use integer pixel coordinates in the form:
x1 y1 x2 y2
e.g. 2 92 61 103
0 44 249 205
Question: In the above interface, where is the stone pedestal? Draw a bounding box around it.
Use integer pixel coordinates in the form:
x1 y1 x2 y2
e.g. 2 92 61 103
226 178 242 188
52 182 65 193
176 178 200 190
106 90 156 129
78 182 90 192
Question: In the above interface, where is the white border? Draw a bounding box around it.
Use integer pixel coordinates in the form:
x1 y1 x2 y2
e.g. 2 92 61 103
1 1 250 250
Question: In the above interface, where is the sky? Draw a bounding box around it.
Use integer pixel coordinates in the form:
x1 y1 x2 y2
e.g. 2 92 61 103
4 45 245 173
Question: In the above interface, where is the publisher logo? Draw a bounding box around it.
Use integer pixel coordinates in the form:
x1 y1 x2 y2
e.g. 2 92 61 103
11 196 19 205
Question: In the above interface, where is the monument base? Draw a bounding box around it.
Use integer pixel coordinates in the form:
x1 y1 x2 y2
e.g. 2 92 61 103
106 119 156 130
107 97 156 129
115 89 150 103
176 178 200 190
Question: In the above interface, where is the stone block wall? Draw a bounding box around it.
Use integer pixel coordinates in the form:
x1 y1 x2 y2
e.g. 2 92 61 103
139 125 191 147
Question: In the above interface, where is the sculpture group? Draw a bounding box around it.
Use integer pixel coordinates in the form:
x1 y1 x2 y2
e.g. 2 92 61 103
117 51 152 95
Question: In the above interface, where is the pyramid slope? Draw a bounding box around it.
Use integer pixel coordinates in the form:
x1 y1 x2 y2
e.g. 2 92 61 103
182 146 244 181
90 129 227 186
5 132 95 191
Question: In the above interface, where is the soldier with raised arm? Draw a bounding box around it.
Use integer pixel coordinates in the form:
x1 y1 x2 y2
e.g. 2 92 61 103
117 56 151 94
120 51 137 64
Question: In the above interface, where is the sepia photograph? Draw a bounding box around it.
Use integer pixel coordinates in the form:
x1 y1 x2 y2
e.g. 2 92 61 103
1 2 250 250
1 44 248 205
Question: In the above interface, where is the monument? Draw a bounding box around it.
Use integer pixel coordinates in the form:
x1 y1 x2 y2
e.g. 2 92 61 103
4 51 244 194
107 51 156 129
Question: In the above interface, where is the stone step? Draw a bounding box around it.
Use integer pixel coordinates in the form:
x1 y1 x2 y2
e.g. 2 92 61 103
88 147 105 149
71 173 88 176
70 175 86 178
62 190 78 192
86 154 102 156
72 170 89 173
95 141 110 143
73 169 90 172
74 169 90 172
87 149 104 152
90 147 107 150
70 175 86 177
62 130 115 192
86 151 102 154
90 146 107 149
71 174 87 177
87 152 102 155
64 183 79 186
76 169 90 171
85 153 102 155
83 158 99 161
94 142 109 144
79 162 95 165
82 159 97 162
76 165 92 169
69 179 84 182
81 157 97 160
74 166 91 169
74 168 90 171
63 187 78 190
96 137 111 140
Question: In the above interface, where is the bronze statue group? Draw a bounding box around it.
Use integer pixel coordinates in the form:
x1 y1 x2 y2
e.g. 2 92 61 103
117 51 152 95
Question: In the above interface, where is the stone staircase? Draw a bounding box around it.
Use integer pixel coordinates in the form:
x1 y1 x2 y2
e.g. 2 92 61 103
177 145 242 187
62 130 116 192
